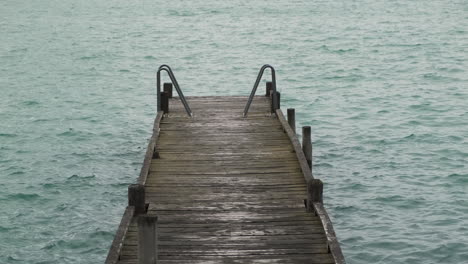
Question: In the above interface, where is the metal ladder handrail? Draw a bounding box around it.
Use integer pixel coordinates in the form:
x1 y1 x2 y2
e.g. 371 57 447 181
157 65 193 117
243 64 277 117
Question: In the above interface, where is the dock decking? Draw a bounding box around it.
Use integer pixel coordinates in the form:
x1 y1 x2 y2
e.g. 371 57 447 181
106 83 344 263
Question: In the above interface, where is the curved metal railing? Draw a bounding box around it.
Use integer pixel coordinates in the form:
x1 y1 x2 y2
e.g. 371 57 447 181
157 65 192 117
243 64 277 117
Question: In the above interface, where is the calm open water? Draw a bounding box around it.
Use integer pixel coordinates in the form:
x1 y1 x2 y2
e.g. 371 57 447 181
1 0 467 263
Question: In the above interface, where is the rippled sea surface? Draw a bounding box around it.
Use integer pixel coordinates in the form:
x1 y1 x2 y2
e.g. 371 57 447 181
1 0 467 263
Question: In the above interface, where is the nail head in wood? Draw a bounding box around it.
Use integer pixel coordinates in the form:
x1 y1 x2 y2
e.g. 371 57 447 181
287 108 296 134
307 179 323 212
163 83 173 98
302 126 312 169
138 215 158 264
128 184 146 216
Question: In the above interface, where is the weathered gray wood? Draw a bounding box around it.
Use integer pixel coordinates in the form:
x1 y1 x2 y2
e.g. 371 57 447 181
128 184 146 215
302 126 312 169
160 92 169 114
110 96 343 264
307 179 323 212
137 111 163 185
138 215 158 264
105 206 135 264
275 109 313 182
313 203 346 264
163 83 173 98
266 81 272 96
271 91 280 113
275 91 281 110
287 108 296 134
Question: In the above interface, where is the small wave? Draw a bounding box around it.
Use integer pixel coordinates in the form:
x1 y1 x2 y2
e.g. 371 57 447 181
33 118 52 123
79 55 97 60
334 205 357 212
0 133 17 138
168 10 196 16
7 193 40 201
9 171 25 176
447 173 468 184
0 225 15 232
319 45 357 54
9 48 28 53
88 230 114 239
447 135 463 142
57 129 75 137
21 100 39 106
314 162 333 168
368 240 411 251
41 183 57 189
144 55 156 60
422 73 461 82
375 195 404 203
67 174 96 181
323 74 364 81
437 67 464 73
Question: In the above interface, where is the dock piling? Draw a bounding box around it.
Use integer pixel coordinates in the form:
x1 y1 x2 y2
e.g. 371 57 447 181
160 91 169 114
307 179 323 212
266 81 272 96
138 215 158 264
276 91 281 109
287 108 296 133
128 184 146 216
302 126 312 169
271 91 281 113
163 83 173 98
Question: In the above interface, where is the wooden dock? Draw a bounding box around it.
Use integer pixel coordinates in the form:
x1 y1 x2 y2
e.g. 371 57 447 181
106 66 344 264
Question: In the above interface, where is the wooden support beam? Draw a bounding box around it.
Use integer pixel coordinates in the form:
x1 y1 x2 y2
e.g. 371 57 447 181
138 215 158 264
266 81 272 96
128 184 146 216
163 83 173 98
287 108 296 134
302 126 312 169
307 179 323 212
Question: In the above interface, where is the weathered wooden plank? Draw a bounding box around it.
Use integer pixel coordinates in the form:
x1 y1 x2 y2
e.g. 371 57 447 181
137 111 163 185
276 109 314 182
313 203 346 264
105 206 135 264
109 95 343 263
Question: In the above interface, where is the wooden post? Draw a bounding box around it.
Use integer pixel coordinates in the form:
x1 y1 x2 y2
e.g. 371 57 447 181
128 184 146 216
302 126 312 169
287 108 296 134
271 91 281 113
266 81 272 96
272 91 281 110
138 215 158 264
152 148 160 159
163 83 173 98
160 91 169 114
307 179 323 212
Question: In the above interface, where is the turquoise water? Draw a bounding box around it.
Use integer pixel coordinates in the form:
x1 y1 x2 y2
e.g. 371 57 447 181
1 0 467 263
